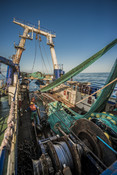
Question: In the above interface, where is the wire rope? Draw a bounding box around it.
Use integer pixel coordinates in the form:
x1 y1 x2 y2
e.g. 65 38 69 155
36 94 107 169
38 40 49 74
41 40 53 73
53 141 73 169
31 38 37 73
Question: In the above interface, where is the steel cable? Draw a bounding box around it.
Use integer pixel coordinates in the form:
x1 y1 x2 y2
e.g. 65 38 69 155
41 40 53 73
39 40 49 73
36 94 107 169
53 141 73 169
31 38 37 73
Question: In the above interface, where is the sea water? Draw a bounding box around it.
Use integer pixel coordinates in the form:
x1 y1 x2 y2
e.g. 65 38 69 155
0 73 116 96
0 72 116 114
29 73 117 98
0 72 116 136
74 73 117 98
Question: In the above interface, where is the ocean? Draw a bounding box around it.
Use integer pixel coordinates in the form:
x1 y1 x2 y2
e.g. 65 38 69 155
0 72 116 136
29 73 117 97
74 73 117 97
0 73 116 114
74 73 109 87
0 72 116 96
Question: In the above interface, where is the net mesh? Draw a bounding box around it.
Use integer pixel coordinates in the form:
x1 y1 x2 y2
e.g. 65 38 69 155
47 59 117 133
41 39 117 92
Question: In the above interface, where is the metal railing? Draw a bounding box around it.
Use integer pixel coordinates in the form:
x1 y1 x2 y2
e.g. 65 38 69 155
0 74 19 175
13 18 56 35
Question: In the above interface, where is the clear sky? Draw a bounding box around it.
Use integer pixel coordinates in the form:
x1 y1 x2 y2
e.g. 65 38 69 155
0 0 117 74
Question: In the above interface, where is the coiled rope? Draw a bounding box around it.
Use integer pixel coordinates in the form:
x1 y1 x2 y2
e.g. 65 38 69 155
53 141 73 169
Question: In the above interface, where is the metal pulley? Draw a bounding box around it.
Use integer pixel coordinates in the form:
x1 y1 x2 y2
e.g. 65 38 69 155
46 137 82 175
33 136 82 175
39 35 42 42
71 118 116 166
35 34 38 40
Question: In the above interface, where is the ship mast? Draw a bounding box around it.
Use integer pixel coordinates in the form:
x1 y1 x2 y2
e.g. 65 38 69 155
13 18 59 70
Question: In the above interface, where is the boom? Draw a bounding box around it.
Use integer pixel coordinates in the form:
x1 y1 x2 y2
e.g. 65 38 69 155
41 39 117 92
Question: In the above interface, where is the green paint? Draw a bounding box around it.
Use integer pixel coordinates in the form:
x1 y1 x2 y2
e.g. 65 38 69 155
41 39 117 92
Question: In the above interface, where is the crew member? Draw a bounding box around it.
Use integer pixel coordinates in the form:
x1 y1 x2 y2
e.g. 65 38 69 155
26 102 39 125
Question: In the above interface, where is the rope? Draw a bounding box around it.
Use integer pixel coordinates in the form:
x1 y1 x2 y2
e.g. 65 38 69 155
39 40 49 73
76 78 117 105
53 141 73 169
97 136 117 155
36 94 107 169
41 40 53 73
0 72 19 150
31 38 37 73
38 94 76 124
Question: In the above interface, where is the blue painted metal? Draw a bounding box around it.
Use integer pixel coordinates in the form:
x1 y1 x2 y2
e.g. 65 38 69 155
0 71 19 174
0 56 16 70
54 69 60 79
38 140 46 154
0 149 6 175
6 66 13 86
54 69 65 79
0 56 17 86
101 161 117 175
97 136 117 155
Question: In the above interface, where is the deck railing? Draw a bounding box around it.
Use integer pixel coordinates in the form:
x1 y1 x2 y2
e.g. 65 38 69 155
0 76 19 175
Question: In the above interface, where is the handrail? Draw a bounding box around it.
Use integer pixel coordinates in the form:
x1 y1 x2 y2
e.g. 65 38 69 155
0 72 19 175
13 18 56 35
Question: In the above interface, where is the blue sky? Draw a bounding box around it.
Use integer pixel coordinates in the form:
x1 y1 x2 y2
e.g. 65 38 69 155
0 0 117 73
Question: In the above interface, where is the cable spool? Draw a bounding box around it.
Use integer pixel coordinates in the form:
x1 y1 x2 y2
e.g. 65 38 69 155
47 141 74 173
53 142 73 169
59 136 81 175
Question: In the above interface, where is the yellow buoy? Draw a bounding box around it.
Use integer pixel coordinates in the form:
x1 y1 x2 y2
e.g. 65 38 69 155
91 113 95 117
88 117 91 120
104 132 111 144
107 116 112 120
102 115 106 118
104 132 110 140
111 120 116 125
109 113 114 116
96 114 100 118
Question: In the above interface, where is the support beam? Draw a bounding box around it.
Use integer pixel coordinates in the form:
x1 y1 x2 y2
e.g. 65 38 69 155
50 46 59 69
0 56 16 70
13 28 29 64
